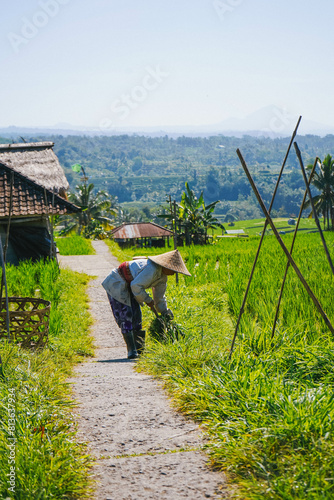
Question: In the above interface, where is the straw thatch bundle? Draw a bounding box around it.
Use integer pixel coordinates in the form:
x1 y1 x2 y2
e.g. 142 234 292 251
0 142 69 194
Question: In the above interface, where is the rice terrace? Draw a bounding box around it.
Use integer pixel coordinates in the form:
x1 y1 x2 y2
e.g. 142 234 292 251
2 107 334 497
2 173 334 499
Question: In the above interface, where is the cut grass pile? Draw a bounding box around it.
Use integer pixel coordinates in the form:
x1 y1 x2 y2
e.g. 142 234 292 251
115 231 334 499
0 259 94 499
56 235 95 255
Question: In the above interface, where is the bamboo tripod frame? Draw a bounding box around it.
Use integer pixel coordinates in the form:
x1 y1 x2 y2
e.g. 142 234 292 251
229 122 334 358
229 117 301 357
270 156 319 339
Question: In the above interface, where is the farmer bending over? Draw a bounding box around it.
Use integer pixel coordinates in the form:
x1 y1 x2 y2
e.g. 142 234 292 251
102 249 191 359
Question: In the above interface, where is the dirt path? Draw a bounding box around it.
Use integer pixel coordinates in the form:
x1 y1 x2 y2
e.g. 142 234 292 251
59 241 229 500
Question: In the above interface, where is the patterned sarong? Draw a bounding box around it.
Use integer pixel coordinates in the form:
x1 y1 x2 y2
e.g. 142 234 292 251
107 293 142 334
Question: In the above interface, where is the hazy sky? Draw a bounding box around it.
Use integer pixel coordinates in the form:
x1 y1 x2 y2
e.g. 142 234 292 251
1 0 334 131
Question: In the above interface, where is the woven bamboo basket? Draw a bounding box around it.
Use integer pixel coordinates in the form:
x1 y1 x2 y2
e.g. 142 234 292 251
0 297 51 349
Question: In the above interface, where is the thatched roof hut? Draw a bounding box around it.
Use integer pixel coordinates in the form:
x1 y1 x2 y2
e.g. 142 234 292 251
0 162 79 219
0 142 69 196
0 143 77 264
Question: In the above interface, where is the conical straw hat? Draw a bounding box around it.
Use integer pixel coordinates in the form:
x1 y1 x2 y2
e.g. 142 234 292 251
148 249 191 276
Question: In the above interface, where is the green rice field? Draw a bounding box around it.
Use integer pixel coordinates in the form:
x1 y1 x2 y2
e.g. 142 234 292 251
56 235 95 255
215 216 319 237
118 229 334 499
1 226 333 499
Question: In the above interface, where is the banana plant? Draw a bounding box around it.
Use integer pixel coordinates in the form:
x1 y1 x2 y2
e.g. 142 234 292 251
304 155 334 230
158 182 223 244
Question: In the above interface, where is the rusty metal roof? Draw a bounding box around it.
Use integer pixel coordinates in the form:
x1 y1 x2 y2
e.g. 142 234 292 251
111 222 173 239
0 161 80 218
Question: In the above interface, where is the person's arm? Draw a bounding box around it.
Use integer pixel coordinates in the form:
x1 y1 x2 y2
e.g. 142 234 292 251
130 263 159 305
152 282 168 313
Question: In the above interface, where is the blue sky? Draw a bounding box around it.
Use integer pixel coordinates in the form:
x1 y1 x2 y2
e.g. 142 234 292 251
1 0 334 132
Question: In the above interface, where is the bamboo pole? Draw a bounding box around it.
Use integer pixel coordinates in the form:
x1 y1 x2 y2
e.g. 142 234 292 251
173 200 179 285
51 188 57 262
0 172 14 309
229 150 334 357
169 194 173 219
173 200 178 250
44 188 53 260
0 237 11 341
294 142 334 275
229 116 302 358
271 157 319 339
3 172 14 262
168 194 174 248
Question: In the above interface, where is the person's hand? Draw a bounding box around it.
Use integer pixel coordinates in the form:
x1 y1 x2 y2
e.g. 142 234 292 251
146 300 155 309
162 309 174 320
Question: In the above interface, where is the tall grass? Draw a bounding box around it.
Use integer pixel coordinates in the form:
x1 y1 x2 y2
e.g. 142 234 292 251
56 235 95 255
104 239 133 262
115 232 334 498
0 259 94 499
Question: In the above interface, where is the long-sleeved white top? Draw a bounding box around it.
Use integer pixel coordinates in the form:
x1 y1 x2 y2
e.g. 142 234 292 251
101 259 168 313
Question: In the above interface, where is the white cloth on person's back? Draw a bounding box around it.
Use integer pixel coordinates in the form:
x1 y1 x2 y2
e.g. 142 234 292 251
102 259 168 313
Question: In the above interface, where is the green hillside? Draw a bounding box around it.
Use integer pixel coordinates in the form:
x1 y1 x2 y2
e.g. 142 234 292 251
3 133 334 219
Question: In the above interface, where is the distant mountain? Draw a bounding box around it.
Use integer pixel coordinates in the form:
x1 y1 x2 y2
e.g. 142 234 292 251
207 106 334 137
1 106 333 139
0 124 98 140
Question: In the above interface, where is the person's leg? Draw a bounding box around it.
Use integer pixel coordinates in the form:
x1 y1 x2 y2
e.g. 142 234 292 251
131 295 146 355
107 294 138 359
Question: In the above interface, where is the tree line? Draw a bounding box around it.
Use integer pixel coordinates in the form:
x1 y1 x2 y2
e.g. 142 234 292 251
3 133 334 223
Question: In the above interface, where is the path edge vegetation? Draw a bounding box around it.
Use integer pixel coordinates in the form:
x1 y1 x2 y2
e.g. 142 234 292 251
0 257 96 499
108 234 334 500
3 233 333 499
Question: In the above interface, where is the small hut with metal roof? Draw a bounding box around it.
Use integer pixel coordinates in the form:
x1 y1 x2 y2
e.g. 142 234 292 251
0 142 79 264
111 222 173 248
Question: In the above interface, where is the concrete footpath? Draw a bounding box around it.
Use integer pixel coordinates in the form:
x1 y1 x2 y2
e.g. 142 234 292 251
59 240 229 500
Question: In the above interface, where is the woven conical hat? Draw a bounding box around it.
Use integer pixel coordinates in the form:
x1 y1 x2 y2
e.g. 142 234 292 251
148 249 191 276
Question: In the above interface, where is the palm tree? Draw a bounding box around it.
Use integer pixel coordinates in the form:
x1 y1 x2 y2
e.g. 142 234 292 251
116 207 145 224
60 182 117 236
304 155 334 230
